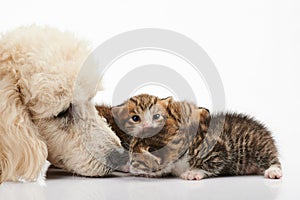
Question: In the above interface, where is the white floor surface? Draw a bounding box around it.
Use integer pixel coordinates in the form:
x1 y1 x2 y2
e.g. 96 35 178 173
0 165 299 200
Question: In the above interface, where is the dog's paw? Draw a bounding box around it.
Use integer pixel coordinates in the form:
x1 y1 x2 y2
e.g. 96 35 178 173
17 160 50 185
36 160 51 186
264 165 282 179
18 177 28 183
180 169 205 180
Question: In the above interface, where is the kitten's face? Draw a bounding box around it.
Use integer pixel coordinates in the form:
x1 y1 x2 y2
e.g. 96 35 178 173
129 105 211 176
112 94 171 138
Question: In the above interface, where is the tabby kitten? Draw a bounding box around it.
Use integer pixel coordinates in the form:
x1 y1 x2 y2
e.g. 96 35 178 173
112 94 282 180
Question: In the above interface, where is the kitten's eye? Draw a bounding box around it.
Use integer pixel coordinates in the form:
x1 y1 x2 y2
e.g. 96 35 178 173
153 114 160 120
131 115 140 122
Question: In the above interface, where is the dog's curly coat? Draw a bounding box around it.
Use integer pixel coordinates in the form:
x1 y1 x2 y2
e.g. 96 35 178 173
0 26 123 183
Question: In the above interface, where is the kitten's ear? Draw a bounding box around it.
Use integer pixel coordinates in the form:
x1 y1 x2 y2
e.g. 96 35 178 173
198 107 211 132
160 96 173 106
111 104 129 126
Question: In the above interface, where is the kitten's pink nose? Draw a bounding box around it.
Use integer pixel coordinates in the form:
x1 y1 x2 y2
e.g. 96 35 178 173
143 122 152 128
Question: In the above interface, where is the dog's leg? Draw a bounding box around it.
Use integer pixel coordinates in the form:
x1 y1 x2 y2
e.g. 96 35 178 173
36 160 51 186
0 74 48 183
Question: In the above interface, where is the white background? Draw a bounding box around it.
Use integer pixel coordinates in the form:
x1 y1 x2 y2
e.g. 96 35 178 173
0 0 299 199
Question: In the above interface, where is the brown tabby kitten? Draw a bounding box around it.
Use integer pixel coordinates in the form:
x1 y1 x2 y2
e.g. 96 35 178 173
112 94 282 180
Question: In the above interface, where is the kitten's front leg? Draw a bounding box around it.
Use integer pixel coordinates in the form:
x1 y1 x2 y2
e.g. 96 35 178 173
179 169 212 180
171 155 212 180
264 165 282 179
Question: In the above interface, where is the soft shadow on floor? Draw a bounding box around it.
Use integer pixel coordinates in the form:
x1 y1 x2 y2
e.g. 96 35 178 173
0 167 283 200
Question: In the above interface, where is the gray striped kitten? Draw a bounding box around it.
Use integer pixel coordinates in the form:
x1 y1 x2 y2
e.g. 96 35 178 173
112 94 282 180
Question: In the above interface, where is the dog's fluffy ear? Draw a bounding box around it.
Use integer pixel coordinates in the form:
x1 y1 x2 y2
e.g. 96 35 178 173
0 77 48 183
198 107 211 132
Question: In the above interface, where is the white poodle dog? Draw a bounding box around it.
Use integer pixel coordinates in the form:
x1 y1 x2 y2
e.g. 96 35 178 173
0 26 124 183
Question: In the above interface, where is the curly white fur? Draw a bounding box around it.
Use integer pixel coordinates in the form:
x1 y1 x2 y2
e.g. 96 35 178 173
0 26 122 183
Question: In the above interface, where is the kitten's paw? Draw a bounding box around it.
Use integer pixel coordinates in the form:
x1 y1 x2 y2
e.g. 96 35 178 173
264 165 282 179
119 162 130 173
145 174 160 178
180 169 205 180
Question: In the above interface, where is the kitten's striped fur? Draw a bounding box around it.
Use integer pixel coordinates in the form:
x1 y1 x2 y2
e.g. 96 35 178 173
98 94 282 180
